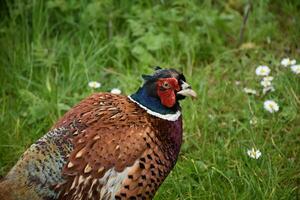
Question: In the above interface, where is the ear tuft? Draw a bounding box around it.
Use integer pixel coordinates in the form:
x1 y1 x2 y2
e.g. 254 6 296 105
154 66 162 71
142 74 153 81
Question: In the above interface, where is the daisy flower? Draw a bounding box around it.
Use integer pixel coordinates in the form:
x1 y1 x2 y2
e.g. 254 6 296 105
255 65 270 76
264 100 279 113
291 65 300 74
247 148 262 159
281 58 296 67
88 81 101 89
110 88 122 94
260 79 272 88
263 86 275 95
243 88 257 95
260 76 274 94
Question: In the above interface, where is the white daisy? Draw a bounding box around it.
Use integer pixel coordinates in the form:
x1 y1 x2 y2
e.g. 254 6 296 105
281 58 296 67
255 65 271 76
260 79 272 88
110 88 122 94
243 88 257 95
247 148 262 159
264 100 279 113
88 81 101 89
263 86 275 95
291 65 300 74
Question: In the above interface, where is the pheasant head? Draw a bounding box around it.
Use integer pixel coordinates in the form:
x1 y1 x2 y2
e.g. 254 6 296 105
129 67 197 120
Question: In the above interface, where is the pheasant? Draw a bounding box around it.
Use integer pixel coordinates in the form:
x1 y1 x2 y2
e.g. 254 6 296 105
0 67 197 200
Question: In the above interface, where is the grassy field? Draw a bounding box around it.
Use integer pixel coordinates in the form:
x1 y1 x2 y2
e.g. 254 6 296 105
0 0 300 199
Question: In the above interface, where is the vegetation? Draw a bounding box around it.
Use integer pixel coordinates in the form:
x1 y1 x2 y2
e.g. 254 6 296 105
0 0 299 199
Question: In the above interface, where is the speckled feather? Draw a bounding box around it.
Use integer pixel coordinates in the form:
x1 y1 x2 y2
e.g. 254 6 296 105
0 93 183 200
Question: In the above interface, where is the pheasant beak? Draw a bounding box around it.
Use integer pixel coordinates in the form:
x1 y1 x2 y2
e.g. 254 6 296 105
177 81 197 98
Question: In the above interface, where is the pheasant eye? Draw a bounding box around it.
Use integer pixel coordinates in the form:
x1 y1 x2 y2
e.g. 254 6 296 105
162 82 170 89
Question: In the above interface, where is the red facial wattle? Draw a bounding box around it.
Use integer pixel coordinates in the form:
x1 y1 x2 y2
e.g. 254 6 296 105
156 78 180 108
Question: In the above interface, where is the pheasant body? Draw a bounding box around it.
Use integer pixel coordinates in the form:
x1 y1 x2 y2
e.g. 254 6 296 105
0 68 196 200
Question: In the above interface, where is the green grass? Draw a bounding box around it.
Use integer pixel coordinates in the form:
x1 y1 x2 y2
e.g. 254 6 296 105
1 0 300 199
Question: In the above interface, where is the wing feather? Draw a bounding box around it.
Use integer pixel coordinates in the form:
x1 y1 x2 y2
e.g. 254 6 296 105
53 93 156 199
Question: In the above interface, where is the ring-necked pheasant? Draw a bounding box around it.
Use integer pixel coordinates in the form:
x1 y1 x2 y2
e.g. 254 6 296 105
0 67 196 200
